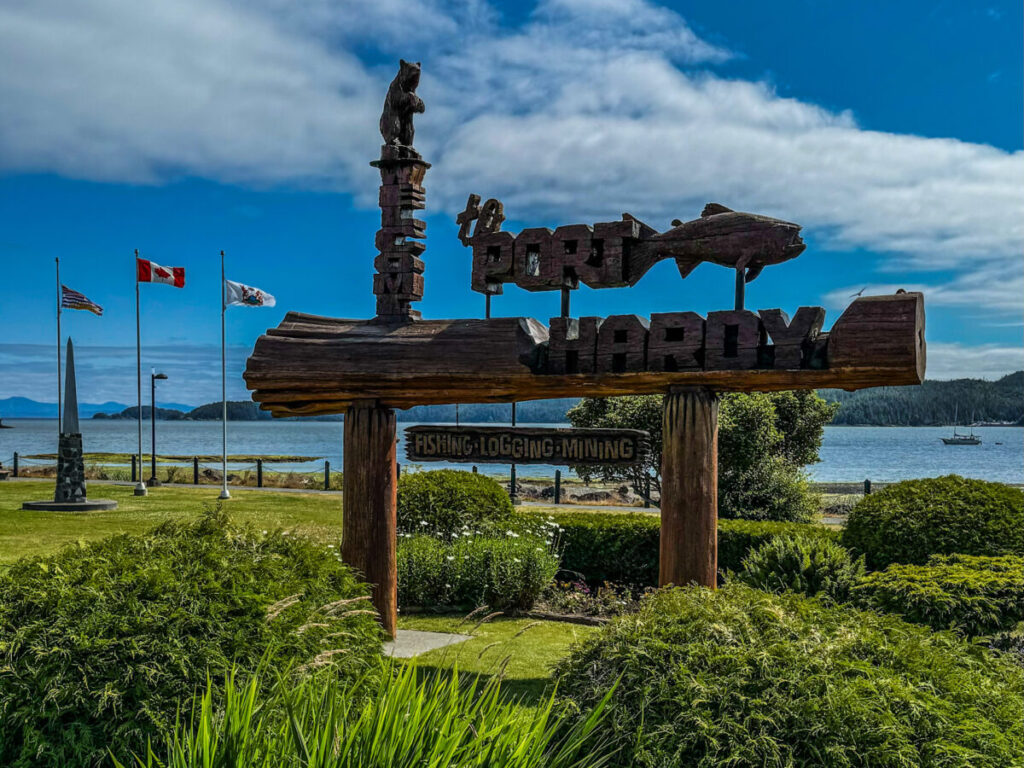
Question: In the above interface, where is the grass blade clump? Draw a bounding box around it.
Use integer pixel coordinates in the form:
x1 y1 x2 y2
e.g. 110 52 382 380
116 661 618 768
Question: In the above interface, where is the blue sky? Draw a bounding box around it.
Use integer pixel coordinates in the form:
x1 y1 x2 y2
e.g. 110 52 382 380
1 0 1021 408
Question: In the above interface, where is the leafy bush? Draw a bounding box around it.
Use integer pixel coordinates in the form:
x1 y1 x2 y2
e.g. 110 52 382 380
0 509 382 768
117 662 617 768
520 510 840 587
568 391 834 521
736 534 866 600
842 475 1024 568
398 533 558 610
851 554 1024 638
397 469 513 538
555 584 1024 768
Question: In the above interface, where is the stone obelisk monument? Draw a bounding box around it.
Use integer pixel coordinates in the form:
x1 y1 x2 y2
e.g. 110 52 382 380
23 338 117 511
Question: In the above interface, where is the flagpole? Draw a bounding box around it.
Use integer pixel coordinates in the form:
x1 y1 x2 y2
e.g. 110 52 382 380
134 249 147 496
55 257 62 435
220 250 230 500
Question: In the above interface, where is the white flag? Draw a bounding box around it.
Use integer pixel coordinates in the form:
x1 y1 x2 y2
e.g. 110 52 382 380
225 280 275 308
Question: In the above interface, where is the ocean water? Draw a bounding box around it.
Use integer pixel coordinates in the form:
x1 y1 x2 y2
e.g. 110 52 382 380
1 420 1021 484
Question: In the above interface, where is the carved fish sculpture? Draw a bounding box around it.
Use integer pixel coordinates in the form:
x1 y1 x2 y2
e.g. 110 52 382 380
460 197 805 305
631 203 806 285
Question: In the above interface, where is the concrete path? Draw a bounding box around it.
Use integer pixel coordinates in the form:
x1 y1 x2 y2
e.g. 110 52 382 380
383 629 471 658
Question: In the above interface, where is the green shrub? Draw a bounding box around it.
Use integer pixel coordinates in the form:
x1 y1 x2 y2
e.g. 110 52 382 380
117 662 617 768
397 469 513 538
736 534 866 600
555 584 1024 768
398 533 558 610
842 475 1024 568
520 510 840 587
0 509 382 768
851 554 1024 638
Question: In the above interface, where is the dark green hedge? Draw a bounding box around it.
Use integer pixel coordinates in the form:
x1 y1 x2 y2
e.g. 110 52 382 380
398 469 513 538
842 475 1024 568
851 554 1024 639
518 510 840 587
555 584 1024 768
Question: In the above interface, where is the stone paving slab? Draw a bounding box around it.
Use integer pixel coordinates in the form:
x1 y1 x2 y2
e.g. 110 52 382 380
383 629 472 658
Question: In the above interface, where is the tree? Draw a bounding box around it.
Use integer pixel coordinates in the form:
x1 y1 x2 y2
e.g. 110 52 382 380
566 391 838 522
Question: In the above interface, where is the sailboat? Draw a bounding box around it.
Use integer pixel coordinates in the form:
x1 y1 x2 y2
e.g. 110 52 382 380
941 405 981 446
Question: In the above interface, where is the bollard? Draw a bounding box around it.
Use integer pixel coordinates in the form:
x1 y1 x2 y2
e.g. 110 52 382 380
131 454 136 482
193 457 199 485
472 465 477 473
13 452 18 478
554 469 561 504
644 474 651 508
864 478 872 495
324 460 330 490
510 465 518 505
257 458 263 488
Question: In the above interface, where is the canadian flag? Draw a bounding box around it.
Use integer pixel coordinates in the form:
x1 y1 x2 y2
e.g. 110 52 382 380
137 258 185 288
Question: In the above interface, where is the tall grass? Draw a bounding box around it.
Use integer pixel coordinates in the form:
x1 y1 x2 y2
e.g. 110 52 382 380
115 662 616 768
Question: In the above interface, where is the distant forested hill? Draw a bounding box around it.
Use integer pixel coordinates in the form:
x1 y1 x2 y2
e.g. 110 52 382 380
820 372 1023 426
92 398 577 423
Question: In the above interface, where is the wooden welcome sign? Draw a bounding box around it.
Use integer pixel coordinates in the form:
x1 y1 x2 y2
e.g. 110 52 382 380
244 62 926 637
405 425 650 465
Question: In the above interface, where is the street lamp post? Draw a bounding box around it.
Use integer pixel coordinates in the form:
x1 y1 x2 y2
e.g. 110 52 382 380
149 371 167 487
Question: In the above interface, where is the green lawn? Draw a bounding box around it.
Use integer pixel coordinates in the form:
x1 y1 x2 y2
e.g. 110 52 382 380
0 480 343 566
396 614 596 701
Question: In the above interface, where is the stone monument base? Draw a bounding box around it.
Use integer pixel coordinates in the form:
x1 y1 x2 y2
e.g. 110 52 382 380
22 499 118 512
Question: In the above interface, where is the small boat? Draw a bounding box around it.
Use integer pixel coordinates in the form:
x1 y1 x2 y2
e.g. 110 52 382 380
941 405 981 445
942 431 981 446
0 417 12 429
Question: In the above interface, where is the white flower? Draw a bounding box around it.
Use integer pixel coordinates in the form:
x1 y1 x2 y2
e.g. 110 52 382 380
420 520 429 526
446 555 455 561
464 555 470 560
327 544 334 548
510 532 520 538
505 530 514 535
536 547 544 552
513 558 521 563
445 583 452 588
262 530 268 535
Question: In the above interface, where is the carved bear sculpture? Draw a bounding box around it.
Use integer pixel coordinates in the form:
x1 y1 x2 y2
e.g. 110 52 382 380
379 59 425 152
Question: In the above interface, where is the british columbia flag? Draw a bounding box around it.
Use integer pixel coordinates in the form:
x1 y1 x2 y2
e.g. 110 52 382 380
225 279 275 307
137 258 185 287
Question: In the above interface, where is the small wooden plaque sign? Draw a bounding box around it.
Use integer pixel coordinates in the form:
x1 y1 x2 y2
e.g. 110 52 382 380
404 425 650 466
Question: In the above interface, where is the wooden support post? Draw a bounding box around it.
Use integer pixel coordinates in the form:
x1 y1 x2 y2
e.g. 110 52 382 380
342 401 398 638
659 388 719 588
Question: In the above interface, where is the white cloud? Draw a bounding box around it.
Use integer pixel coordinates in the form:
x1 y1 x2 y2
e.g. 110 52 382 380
924 342 1024 380
1 0 1021 318
824 265 1024 314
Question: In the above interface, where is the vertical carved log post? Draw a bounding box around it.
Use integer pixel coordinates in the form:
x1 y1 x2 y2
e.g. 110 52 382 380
342 400 398 638
660 388 719 588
